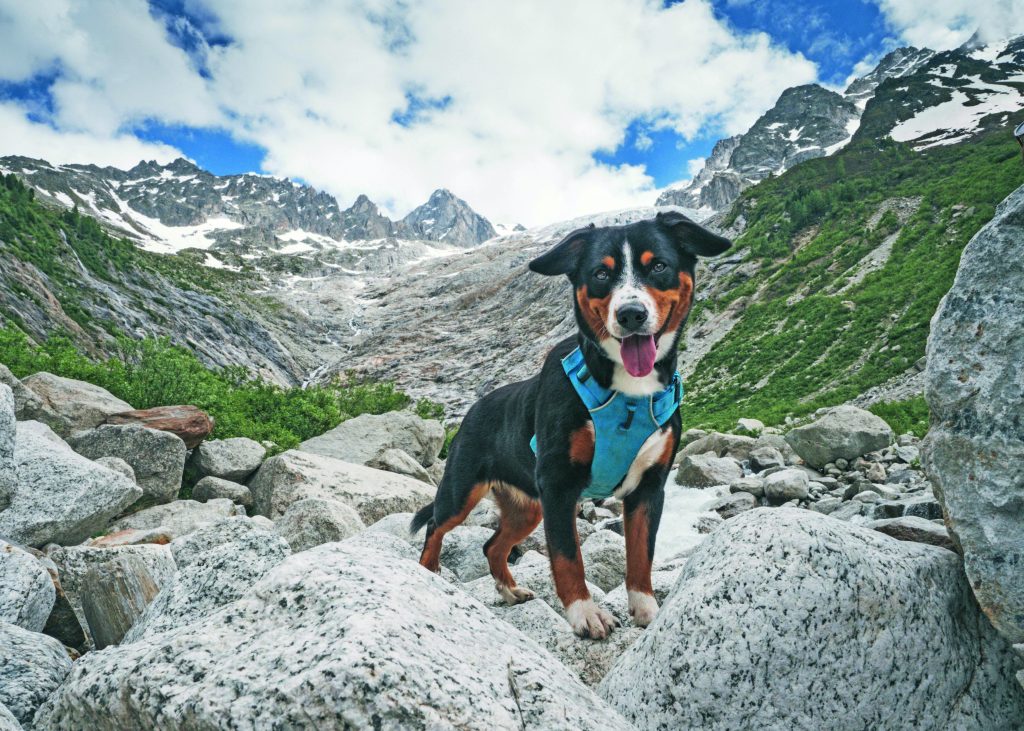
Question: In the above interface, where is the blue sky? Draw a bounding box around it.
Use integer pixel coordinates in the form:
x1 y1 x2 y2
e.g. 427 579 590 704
137 0 894 186
0 0 1016 223
597 0 894 187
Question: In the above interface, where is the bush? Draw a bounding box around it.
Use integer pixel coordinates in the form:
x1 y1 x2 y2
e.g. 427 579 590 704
0 326 443 451
868 396 930 438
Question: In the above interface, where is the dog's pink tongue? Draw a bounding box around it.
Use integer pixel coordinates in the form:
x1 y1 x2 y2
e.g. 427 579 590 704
620 334 657 377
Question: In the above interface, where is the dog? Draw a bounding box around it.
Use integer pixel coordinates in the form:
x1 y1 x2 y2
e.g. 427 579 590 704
411 211 731 638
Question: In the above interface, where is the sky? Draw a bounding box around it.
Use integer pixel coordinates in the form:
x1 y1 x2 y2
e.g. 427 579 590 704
1 0 1023 226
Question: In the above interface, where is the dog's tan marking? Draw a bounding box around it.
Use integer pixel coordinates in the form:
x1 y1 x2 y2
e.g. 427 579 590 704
576 285 612 340
487 486 542 603
418 482 490 573
640 250 654 266
568 422 595 465
601 255 616 269
624 503 654 597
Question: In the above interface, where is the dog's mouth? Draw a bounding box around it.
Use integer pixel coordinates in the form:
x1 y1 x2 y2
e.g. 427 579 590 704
615 304 675 378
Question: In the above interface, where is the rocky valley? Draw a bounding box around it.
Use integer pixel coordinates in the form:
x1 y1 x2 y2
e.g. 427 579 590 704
1 27 1023 731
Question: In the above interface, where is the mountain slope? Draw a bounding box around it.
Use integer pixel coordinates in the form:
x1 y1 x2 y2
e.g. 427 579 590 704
657 46 935 216
0 173 321 384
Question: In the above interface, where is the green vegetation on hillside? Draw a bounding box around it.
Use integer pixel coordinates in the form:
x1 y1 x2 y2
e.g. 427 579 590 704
683 128 1024 430
868 396 930 438
0 326 444 452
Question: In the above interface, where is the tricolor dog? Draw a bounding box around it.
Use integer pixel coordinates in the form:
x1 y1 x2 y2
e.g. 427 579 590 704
411 211 731 638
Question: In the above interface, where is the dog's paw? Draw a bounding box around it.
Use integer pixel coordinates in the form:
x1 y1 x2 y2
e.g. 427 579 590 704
628 591 659 627
496 583 535 605
566 599 619 639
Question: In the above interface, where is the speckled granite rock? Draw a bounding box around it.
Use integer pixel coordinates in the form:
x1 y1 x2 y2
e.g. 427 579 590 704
0 540 54 632
580 530 627 592
47 544 176 650
922 183 1024 648
69 424 187 505
0 622 71 726
33 543 631 731
124 517 288 643
189 437 266 483
0 702 20 731
497 599 643 687
785 406 893 468
0 385 13 509
20 373 132 437
438 525 494 582
249 449 434 524
0 422 142 547
298 411 444 467
599 508 1024 730
273 497 365 553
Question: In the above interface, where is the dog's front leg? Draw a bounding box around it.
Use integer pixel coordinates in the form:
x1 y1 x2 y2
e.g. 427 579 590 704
623 470 667 627
541 487 619 639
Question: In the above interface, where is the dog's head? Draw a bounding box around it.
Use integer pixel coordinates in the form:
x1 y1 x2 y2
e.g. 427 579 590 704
529 211 731 378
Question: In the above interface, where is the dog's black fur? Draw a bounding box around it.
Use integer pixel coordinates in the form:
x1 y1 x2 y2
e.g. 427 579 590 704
411 211 731 637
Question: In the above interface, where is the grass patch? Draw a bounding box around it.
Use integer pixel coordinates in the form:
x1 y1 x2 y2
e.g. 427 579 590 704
868 396 930 438
0 326 445 452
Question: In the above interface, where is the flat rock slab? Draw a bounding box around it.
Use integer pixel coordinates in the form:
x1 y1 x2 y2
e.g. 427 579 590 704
106 405 213 449
298 411 444 467
34 542 631 731
599 508 1024 730
249 449 435 525
47 544 176 650
109 498 236 539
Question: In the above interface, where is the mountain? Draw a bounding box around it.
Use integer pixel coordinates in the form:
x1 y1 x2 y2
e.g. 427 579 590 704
0 173 320 385
316 34 1024 426
0 156 497 260
3 34 1023 431
657 46 934 217
398 189 497 245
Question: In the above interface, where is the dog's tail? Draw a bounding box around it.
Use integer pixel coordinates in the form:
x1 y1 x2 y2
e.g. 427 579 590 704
409 501 435 536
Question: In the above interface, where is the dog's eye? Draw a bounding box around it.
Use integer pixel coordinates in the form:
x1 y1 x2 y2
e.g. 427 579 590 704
594 267 610 281
652 261 667 273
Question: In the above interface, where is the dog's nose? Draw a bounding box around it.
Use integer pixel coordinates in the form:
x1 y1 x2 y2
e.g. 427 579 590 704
616 303 649 332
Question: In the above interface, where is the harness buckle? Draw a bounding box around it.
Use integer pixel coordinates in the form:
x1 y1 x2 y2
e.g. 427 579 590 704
618 401 637 432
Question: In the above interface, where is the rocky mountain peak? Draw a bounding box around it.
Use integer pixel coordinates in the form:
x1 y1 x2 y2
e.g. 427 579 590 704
844 46 934 107
657 45 937 217
398 188 497 248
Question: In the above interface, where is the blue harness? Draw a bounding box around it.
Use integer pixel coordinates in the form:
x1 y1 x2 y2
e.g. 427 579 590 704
530 347 682 500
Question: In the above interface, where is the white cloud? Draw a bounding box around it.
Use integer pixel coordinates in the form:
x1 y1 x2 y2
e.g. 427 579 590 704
0 103 183 168
0 0 820 225
873 0 1024 50
687 157 707 177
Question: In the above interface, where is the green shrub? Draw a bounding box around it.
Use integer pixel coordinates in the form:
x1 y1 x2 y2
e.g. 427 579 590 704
868 396 930 438
0 326 442 452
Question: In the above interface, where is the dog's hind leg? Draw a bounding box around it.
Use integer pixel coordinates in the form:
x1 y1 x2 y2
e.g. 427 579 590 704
418 481 490 573
485 485 543 604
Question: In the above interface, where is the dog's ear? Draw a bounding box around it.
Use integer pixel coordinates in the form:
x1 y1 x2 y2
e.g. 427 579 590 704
655 210 732 257
528 224 595 276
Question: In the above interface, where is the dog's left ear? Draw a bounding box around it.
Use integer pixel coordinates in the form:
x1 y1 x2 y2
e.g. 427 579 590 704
655 210 732 257
528 223 595 276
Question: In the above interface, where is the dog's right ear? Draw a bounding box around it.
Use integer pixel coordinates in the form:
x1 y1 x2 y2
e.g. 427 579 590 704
528 224 595 276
